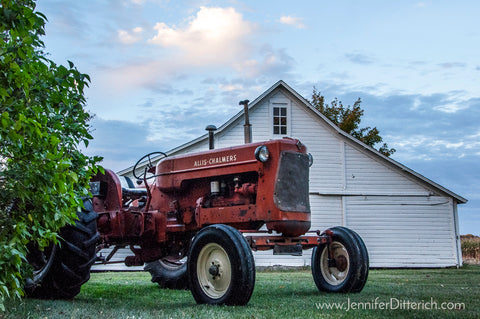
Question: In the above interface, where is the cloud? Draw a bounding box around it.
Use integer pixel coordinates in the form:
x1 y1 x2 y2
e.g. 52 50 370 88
346 92 480 164
345 53 375 65
438 62 467 69
233 46 295 78
84 117 158 171
117 27 144 44
433 103 467 113
279 15 306 29
219 83 244 92
128 0 166 5
148 7 255 66
98 6 261 92
98 7 297 93
36 1 89 39
96 59 174 92
430 91 472 113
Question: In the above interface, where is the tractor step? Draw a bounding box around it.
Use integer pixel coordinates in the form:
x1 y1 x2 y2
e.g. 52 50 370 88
273 243 302 256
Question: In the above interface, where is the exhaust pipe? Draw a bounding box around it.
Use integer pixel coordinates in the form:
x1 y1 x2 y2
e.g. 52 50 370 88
239 100 251 144
205 125 217 150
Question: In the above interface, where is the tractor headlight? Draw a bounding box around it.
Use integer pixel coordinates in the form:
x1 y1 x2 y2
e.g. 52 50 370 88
308 153 314 167
255 145 269 162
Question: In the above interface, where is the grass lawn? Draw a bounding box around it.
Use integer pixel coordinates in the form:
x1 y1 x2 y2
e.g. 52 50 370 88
2 265 479 319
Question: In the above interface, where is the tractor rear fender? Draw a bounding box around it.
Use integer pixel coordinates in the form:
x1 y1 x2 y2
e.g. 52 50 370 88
90 169 123 212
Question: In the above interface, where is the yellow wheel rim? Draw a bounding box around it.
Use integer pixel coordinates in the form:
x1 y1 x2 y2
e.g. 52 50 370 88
197 243 232 299
319 241 350 286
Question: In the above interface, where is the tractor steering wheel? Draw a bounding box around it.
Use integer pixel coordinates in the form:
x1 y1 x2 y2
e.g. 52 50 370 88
132 151 167 181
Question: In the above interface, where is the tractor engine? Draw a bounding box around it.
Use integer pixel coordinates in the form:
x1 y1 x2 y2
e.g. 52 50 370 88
149 137 312 236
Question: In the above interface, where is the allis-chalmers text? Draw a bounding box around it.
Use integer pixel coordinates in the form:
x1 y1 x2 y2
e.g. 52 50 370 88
193 154 238 167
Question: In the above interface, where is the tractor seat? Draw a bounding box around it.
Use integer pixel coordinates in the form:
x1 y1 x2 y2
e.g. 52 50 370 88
119 175 148 197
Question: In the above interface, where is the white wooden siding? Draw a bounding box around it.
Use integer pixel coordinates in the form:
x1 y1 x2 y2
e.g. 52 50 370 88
345 196 456 267
92 247 143 272
215 98 272 147
214 118 245 148
291 102 344 191
173 139 208 156
344 144 429 194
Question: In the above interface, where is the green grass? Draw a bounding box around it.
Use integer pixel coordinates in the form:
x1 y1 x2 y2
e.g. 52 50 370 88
2 265 480 319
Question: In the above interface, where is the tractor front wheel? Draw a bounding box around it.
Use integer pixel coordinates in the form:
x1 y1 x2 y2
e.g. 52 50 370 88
311 226 369 293
187 224 255 305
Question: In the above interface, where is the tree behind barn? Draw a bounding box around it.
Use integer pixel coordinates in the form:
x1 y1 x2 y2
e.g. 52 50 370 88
0 0 100 309
311 88 396 157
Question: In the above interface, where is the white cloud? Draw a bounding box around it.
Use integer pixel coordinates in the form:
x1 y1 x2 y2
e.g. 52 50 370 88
96 59 180 93
219 83 243 92
433 101 469 113
411 97 421 110
148 7 255 66
233 46 295 78
129 0 165 5
279 15 306 29
445 142 464 149
118 27 144 44
467 130 480 139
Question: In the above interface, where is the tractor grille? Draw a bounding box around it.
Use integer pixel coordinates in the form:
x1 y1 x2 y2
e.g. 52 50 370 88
273 151 310 213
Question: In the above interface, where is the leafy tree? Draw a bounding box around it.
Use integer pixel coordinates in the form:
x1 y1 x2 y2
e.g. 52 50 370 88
311 88 396 157
0 0 100 310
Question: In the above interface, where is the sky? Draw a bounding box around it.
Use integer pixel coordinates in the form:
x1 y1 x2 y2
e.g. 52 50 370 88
35 0 479 235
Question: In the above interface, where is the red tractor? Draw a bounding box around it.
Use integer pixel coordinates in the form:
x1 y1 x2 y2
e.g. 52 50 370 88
26 137 368 305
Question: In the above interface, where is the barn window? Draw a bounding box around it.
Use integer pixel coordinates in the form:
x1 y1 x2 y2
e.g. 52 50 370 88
273 105 288 135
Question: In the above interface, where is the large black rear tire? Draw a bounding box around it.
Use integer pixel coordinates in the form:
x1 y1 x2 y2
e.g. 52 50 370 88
311 226 369 293
25 199 99 299
188 224 255 305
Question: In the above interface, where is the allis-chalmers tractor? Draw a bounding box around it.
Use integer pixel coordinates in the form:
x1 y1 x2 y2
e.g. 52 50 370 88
26 137 369 305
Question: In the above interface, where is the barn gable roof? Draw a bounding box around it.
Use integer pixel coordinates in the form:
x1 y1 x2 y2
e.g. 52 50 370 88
118 80 467 204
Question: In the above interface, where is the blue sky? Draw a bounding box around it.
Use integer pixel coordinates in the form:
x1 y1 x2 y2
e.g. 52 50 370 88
35 0 479 235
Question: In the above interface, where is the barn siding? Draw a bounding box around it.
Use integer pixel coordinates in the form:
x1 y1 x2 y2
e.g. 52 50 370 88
344 144 429 194
216 96 271 147
93 247 143 272
345 196 456 267
292 100 344 191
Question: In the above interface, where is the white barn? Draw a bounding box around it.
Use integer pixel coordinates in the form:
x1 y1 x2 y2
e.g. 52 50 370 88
114 80 466 268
